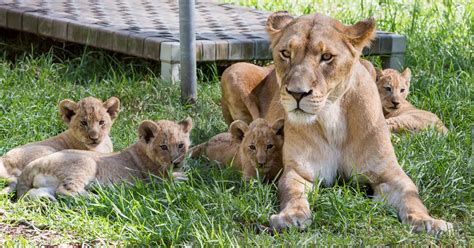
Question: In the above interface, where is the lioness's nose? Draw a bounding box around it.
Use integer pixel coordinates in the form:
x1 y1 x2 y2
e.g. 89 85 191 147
286 88 312 102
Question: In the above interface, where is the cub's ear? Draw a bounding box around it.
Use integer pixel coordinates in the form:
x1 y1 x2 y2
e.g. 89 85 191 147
179 117 193 133
229 120 249 142
138 120 158 144
375 68 383 83
401 68 412 84
346 17 376 53
271 119 284 136
59 99 78 124
266 11 294 39
103 97 120 120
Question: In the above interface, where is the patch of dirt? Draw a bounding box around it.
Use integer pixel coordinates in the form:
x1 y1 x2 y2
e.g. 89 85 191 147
0 210 117 247
0 220 65 245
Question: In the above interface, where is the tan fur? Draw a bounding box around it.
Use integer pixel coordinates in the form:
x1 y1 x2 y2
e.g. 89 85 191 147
192 118 284 181
262 11 451 234
0 97 120 193
375 68 448 134
220 63 277 124
16 118 193 200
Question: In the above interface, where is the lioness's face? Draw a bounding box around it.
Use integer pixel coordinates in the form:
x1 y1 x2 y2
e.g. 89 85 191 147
139 118 193 171
60 97 120 148
266 12 376 124
376 68 411 113
230 119 284 175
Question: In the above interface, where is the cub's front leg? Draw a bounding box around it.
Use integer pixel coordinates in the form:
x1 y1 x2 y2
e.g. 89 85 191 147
269 168 313 231
386 111 447 134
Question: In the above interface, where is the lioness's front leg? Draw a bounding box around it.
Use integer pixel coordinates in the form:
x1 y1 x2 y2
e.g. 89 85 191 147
373 166 452 234
270 168 313 231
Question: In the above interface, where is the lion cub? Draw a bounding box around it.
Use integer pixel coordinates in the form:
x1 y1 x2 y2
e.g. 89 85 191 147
0 96 120 192
376 68 448 134
16 118 193 200
192 118 284 181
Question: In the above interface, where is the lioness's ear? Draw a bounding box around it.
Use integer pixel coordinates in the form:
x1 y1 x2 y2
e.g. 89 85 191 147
138 120 158 144
271 119 284 136
375 68 383 83
59 99 78 124
229 120 248 142
266 11 294 39
346 17 376 52
103 97 120 120
401 68 412 85
179 117 193 133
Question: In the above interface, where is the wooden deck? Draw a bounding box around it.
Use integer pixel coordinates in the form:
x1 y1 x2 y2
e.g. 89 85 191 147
0 0 406 81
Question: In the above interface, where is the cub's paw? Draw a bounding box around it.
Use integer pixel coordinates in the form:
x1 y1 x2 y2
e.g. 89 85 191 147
385 118 397 130
408 213 453 234
269 209 312 232
172 171 188 182
24 188 57 201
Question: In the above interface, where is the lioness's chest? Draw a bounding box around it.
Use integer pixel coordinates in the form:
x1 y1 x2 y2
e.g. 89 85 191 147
284 103 350 186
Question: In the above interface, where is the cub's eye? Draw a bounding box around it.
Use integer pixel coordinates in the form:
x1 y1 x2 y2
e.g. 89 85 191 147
160 145 168 151
267 144 274 150
384 87 392 92
280 50 290 59
178 143 184 149
99 120 105 126
321 53 333 61
400 89 405 93
80 120 88 126
249 145 256 150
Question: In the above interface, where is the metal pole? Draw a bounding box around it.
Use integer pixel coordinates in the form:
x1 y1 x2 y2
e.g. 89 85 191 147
179 0 197 104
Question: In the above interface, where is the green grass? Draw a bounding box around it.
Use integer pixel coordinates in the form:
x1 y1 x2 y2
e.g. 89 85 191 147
0 0 472 246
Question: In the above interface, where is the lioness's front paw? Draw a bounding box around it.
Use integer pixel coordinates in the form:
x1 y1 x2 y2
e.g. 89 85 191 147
408 214 453 234
269 209 312 231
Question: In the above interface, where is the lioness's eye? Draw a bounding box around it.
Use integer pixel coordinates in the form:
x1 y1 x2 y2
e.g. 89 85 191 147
400 89 405 93
99 120 105 126
267 144 274 150
384 87 391 92
178 143 184 149
249 145 256 150
160 145 168 151
321 53 333 61
280 50 290 59
80 120 87 126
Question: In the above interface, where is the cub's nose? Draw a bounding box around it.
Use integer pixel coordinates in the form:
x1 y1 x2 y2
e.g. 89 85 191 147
173 161 182 167
286 88 312 102
392 100 400 108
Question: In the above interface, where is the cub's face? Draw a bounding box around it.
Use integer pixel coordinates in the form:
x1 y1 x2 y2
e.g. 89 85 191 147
376 68 412 113
266 12 376 124
60 97 120 149
230 118 284 175
138 118 193 171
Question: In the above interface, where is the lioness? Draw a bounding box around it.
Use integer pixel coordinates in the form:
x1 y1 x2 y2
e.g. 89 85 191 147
191 118 284 181
0 96 120 192
263 11 451 233
376 68 448 134
220 60 375 125
16 118 193 200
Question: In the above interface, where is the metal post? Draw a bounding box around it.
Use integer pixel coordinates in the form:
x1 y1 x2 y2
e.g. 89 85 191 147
179 0 197 103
